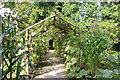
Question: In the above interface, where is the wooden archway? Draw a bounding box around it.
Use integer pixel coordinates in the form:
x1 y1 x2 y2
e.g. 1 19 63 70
16 12 81 77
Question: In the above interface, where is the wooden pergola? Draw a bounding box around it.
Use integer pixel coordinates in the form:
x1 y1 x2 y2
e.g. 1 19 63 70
17 12 80 35
16 12 80 78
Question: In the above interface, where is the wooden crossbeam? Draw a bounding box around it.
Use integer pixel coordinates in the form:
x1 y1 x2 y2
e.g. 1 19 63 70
17 12 60 35
56 15 80 29
17 12 80 35
51 12 80 29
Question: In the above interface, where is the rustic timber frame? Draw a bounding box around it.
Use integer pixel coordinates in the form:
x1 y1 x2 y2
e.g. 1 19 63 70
16 12 80 78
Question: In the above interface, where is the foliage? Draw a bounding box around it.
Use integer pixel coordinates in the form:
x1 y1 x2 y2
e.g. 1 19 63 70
13 2 56 30
59 2 119 78
1 1 119 79
12 2 58 66
63 24 109 78
1 27 29 79
1 9 30 79
30 34 49 65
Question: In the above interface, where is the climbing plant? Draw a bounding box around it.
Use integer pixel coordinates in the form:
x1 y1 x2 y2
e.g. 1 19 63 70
61 2 119 78
1 1 119 79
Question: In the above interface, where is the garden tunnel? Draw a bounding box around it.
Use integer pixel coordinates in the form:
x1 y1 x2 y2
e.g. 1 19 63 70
1 2 119 79
2 12 119 80
16 12 81 78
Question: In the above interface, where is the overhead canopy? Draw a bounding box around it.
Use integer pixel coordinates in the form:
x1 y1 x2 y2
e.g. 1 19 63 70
17 12 80 36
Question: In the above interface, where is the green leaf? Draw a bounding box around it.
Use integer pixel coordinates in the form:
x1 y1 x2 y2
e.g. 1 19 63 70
0 28 12 43
0 49 4 57
66 63 72 70
80 69 90 76
16 57 22 80
76 73 82 78
67 71 76 78
73 67 80 72
65 45 70 52
14 45 27 53
0 68 2 78
71 58 78 65
3 51 29 79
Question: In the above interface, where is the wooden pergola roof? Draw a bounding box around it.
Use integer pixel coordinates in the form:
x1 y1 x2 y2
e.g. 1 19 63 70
17 12 80 36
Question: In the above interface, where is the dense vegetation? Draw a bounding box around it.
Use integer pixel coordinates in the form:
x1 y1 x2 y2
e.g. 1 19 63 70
0 1 119 79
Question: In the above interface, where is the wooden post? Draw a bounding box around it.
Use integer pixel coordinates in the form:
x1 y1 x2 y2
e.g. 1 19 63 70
31 35 34 55
29 34 35 79
25 30 29 76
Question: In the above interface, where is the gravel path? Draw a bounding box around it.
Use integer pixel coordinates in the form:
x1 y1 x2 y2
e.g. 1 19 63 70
34 50 67 79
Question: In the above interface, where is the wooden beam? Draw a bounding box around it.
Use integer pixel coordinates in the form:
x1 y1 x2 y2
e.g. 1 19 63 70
17 12 60 35
56 15 80 29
